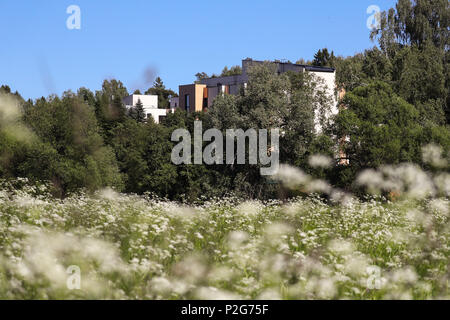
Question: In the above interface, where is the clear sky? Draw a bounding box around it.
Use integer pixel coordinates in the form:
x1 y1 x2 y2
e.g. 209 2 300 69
0 0 397 100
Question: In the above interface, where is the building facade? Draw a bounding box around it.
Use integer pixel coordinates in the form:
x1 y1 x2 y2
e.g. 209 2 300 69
123 94 167 124
178 58 338 115
169 96 179 109
178 84 207 112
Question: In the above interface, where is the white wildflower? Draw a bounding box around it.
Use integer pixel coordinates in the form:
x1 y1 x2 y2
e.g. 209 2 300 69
273 164 310 188
308 154 332 169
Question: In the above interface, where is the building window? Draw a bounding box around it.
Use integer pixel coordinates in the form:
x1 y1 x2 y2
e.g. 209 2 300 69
185 94 190 111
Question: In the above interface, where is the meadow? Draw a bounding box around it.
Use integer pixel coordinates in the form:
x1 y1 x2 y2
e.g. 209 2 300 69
0 154 448 300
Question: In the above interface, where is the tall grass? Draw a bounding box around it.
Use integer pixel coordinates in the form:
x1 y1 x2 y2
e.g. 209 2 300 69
0 148 448 299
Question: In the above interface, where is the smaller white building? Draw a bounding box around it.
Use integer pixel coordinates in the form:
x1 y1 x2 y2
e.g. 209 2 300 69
123 94 167 124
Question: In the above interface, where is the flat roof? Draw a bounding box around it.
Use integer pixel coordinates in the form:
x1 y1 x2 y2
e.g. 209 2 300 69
245 59 335 72
200 59 335 82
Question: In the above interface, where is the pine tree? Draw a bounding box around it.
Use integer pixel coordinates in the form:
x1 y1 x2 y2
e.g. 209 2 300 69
145 77 177 109
312 48 335 67
112 94 127 122
153 77 165 89
128 105 138 120
135 98 146 123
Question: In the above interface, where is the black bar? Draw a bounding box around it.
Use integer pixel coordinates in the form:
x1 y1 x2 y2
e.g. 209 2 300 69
0 300 447 319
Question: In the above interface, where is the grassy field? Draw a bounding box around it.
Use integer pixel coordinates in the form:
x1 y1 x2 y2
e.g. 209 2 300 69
0 161 448 300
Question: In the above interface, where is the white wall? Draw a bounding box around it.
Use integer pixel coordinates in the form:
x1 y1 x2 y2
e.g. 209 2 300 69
123 94 166 123
309 71 338 133
146 108 167 124
131 94 158 109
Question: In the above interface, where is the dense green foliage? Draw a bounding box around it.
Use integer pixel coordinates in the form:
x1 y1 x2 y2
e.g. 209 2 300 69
128 98 146 123
332 81 449 189
1 90 122 197
0 0 448 200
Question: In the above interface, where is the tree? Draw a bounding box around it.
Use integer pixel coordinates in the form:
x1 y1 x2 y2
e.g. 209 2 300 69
100 79 129 101
77 87 96 108
370 8 399 58
109 119 177 196
312 48 335 67
127 105 137 120
362 47 393 82
332 80 450 190
93 80 129 143
295 58 312 65
135 98 146 123
220 66 242 77
195 65 242 84
17 93 124 195
111 94 127 123
152 77 164 89
334 81 424 171
283 70 334 166
334 54 366 91
0 85 11 94
370 0 449 123
145 77 177 109
333 48 392 92
372 0 449 51
1 85 23 101
392 43 447 124
207 62 334 198
195 72 210 83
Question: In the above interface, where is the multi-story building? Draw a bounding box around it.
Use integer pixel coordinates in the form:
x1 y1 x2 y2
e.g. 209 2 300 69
122 94 167 124
178 58 338 115
178 83 207 113
177 58 347 161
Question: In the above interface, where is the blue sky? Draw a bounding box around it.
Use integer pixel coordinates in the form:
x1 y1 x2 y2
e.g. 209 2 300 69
0 0 396 100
